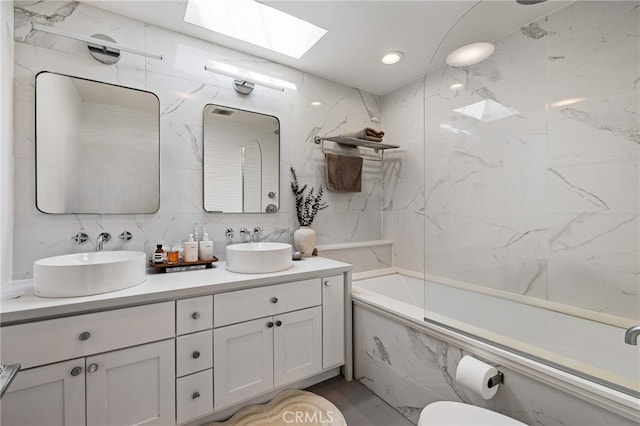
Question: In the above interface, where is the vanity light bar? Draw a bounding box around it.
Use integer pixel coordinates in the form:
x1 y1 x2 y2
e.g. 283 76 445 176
204 63 294 92
32 23 163 61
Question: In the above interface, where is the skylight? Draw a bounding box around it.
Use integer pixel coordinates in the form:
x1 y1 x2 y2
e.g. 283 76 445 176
184 0 327 59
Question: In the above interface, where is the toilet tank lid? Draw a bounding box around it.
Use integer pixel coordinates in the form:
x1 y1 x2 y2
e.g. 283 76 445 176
419 401 527 426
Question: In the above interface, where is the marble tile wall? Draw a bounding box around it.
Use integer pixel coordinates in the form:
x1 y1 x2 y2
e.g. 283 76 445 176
1 2 14 284
354 305 637 426
383 1 639 319
11 1 384 279
316 241 392 273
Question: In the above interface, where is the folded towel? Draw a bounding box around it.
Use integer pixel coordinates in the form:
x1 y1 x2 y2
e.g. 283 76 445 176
340 127 385 142
326 153 362 193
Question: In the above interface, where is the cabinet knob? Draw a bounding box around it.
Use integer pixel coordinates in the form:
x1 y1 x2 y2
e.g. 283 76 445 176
275 320 282 327
78 331 91 341
271 297 278 304
192 351 200 359
70 366 83 376
192 392 200 400
267 321 274 328
87 363 99 374
192 312 201 320
324 280 331 287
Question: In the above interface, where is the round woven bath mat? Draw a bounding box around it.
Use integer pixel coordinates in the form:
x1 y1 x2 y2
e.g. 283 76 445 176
204 388 347 426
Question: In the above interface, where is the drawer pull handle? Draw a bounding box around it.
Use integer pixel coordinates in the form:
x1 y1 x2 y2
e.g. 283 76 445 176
275 320 282 327
267 321 274 328
78 331 91 341
87 363 99 374
271 297 278 304
70 366 83 376
192 351 201 359
192 312 201 320
192 392 200 400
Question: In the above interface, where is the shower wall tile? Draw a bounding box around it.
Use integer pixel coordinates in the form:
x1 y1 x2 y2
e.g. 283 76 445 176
381 78 425 272
385 0 639 319
11 1 382 278
317 243 392 273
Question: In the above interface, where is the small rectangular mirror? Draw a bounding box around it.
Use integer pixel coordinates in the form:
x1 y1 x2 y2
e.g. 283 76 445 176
203 104 280 213
35 72 160 214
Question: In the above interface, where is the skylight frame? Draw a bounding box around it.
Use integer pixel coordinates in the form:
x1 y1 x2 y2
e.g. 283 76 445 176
184 0 327 59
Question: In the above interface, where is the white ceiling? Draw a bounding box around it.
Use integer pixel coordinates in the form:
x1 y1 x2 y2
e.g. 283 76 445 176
81 0 572 96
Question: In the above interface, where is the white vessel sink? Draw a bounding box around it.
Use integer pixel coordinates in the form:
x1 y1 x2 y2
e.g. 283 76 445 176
226 242 293 274
33 251 147 298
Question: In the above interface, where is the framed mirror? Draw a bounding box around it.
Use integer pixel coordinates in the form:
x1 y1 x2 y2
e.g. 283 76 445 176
35 72 160 214
203 104 280 213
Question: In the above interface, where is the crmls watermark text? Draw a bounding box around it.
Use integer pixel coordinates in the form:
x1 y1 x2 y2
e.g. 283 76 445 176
282 410 335 424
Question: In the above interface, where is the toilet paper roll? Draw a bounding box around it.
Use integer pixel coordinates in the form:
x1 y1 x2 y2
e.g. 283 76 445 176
455 356 499 400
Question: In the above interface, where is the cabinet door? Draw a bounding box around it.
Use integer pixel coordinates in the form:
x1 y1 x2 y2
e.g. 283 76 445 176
0 359 85 426
214 317 274 410
322 274 345 368
274 306 322 387
86 339 175 426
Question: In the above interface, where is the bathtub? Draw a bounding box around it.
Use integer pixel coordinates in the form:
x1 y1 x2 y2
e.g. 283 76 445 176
351 270 639 420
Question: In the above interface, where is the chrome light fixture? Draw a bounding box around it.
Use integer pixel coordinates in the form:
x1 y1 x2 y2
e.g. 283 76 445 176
204 61 296 94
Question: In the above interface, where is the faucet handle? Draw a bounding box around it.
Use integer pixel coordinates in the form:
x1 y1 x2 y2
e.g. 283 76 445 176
225 228 235 242
253 227 263 241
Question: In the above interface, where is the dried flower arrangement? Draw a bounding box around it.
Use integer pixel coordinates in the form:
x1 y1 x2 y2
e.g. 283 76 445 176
290 167 328 226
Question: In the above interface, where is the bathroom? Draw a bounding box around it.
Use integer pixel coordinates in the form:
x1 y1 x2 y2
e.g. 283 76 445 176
1 0 638 425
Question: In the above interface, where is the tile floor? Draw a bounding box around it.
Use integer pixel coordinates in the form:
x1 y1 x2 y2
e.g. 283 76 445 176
307 376 414 426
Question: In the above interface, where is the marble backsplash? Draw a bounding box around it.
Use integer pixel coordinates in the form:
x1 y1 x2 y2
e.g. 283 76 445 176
11 1 385 278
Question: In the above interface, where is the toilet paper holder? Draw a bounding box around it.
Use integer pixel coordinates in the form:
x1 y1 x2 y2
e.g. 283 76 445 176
487 372 504 388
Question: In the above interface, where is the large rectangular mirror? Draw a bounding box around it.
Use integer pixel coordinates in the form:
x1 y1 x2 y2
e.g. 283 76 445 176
203 104 280 213
35 72 160 214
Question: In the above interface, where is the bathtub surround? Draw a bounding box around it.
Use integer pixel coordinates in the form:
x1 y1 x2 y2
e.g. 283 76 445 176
353 304 637 426
316 241 393 273
10 0 383 279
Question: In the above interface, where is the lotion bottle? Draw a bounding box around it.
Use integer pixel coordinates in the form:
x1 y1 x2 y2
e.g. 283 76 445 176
184 234 198 262
199 225 214 261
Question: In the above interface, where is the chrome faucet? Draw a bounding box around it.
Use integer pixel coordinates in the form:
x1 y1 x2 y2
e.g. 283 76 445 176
96 232 111 251
239 227 263 243
624 325 640 345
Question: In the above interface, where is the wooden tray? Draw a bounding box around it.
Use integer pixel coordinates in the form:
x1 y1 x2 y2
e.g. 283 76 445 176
149 256 218 273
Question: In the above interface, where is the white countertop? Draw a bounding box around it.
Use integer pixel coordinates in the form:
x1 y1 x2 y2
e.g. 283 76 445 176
1 257 351 324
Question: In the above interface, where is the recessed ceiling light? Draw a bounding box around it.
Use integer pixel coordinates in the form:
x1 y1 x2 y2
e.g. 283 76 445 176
446 42 495 67
184 0 327 59
310 101 323 107
382 51 404 65
449 83 464 91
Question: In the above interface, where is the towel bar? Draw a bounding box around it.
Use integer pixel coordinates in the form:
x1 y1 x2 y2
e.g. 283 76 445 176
314 136 399 162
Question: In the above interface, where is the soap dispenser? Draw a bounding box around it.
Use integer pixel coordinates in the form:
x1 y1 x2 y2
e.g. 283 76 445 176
199 224 214 261
184 234 198 262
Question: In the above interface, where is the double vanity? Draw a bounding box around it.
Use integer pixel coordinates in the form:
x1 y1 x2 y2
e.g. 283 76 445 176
0 256 351 426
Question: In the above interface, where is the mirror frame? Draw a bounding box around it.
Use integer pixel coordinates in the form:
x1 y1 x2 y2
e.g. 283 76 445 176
34 71 161 214
202 104 281 214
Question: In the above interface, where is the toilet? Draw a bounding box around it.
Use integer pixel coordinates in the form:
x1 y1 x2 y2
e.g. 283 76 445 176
418 401 527 426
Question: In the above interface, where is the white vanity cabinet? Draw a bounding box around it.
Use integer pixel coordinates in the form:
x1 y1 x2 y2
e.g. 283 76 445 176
213 279 327 409
174 295 214 424
0 259 351 426
0 302 176 426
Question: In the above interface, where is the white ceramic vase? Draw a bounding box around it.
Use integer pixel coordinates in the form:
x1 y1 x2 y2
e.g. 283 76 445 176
293 226 317 257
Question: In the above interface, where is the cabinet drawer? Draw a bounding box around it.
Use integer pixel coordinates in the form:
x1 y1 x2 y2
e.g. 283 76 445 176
176 369 214 424
214 279 321 327
176 295 213 335
1 302 174 369
176 330 213 377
